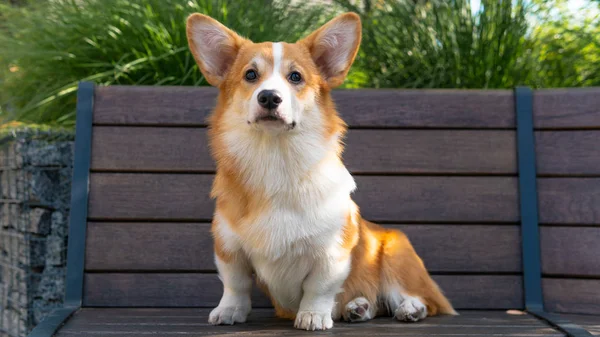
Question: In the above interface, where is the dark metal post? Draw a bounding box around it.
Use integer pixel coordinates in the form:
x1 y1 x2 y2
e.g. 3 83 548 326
27 81 94 337
515 86 593 337
514 86 544 311
64 81 94 306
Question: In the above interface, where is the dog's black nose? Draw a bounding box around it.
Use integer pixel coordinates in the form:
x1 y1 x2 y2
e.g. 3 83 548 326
257 90 282 110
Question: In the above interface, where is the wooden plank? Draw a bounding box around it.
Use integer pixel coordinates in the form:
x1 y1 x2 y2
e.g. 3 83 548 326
88 174 519 222
353 176 518 222
94 86 217 126
84 223 521 273
83 273 523 309
538 178 600 224
56 329 562 337
541 227 600 276
90 128 600 176
88 173 215 220
432 275 523 309
83 273 272 308
560 314 600 336
91 127 214 172
536 131 600 175
94 86 516 128
85 222 213 271
331 89 515 128
57 308 548 325
91 127 517 174
543 278 600 315
534 88 600 129
56 309 563 337
401 225 521 273
344 130 516 174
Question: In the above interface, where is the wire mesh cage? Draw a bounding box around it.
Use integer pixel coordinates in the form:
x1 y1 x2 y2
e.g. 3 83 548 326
0 130 73 337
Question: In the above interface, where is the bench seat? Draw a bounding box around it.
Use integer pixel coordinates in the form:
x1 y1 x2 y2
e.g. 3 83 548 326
55 309 569 337
27 84 600 337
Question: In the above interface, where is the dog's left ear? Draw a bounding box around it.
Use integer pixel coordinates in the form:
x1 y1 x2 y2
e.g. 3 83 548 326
299 13 362 88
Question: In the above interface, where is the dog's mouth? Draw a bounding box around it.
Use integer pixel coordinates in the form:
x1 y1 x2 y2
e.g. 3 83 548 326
257 115 281 122
253 112 296 130
255 111 286 125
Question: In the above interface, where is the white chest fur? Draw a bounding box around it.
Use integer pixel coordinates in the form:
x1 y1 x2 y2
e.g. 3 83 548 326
215 200 351 311
213 126 356 310
214 163 354 306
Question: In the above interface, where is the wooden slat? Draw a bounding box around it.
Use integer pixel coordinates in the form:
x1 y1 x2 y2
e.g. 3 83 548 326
56 309 563 337
83 273 271 307
543 278 600 315
88 174 519 222
94 86 217 126
402 225 521 272
57 308 548 324
536 131 600 175
541 227 600 276
534 88 600 129
538 178 600 224
344 130 516 174
85 223 521 273
91 127 214 172
83 274 523 309
353 176 518 222
331 89 515 128
91 127 518 174
433 275 523 309
85 222 213 271
89 128 600 175
94 86 516 128
88 173 215 220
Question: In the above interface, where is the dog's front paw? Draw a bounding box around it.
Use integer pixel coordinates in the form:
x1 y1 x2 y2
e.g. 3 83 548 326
208 305 250 325
294 311 333 331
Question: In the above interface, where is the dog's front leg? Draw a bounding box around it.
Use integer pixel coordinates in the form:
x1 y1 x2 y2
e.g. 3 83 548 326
294 256 351 331
209 253 253 325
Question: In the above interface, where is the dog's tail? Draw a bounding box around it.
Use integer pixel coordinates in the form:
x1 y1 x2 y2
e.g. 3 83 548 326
423 278 458 316
377 224 458 317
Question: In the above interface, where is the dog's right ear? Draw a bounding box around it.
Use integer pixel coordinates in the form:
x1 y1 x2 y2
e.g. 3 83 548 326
299 13 362 88
186 14 247 87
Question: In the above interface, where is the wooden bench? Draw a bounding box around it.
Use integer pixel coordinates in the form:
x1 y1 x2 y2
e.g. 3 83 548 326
29 82 600 337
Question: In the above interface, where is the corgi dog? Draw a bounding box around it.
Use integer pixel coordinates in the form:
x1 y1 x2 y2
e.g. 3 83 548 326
186 12 456 331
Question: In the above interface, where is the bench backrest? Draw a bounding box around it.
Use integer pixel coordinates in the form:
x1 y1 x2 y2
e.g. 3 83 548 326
76 85 600 314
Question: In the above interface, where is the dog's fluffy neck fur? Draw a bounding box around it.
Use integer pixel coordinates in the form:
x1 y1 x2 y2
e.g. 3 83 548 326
210 100 354 206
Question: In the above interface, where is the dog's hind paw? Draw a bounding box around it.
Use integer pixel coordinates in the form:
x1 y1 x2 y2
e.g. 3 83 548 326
394 296 427 322
343 297 373 322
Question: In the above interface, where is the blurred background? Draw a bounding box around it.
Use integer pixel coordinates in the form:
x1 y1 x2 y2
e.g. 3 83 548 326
0 0 599 126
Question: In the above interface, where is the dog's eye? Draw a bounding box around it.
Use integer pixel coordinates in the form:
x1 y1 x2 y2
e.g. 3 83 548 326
245 70 258 82
288 71 302 84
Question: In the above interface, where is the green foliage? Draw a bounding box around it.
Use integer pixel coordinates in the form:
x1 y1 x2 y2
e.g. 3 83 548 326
0 0 599 126
528 0 600 87
338 0 535 88
0 0 332 126
339 0 600 89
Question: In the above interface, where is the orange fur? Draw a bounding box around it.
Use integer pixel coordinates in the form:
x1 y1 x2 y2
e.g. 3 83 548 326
336 218 456 318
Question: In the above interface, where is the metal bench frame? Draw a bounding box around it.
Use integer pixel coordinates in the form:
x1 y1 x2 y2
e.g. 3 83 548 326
27 82 594 337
